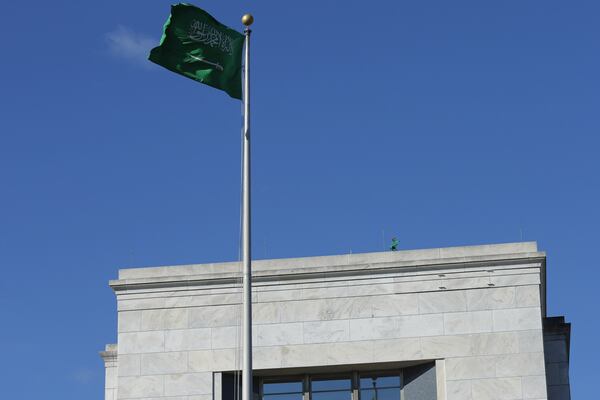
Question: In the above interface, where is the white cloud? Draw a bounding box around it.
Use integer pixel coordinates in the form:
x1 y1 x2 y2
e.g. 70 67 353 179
106 25 156 67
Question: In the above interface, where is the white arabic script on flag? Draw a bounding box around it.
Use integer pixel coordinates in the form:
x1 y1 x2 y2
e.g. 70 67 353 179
188 20 234 55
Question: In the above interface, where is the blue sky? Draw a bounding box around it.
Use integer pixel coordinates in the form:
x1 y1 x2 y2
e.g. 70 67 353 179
1 1 598 398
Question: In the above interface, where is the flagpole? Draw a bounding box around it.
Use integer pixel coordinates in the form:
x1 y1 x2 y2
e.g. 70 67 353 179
241 13 254 400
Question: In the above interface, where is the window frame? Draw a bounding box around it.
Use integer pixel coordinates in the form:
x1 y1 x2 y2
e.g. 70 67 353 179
259 370 404 400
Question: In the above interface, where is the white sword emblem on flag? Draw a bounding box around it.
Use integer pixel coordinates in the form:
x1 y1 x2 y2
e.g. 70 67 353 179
189 55 224 71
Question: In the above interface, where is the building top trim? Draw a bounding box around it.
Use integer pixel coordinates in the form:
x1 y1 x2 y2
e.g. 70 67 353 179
110 242 543 289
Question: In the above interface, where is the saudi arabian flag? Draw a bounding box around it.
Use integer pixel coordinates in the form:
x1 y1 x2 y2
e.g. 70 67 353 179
149 4 244 99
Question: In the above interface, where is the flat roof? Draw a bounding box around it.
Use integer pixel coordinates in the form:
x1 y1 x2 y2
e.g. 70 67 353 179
114 241 543 283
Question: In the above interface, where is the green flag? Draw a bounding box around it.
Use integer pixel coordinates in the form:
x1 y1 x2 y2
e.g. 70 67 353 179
149 4 244 99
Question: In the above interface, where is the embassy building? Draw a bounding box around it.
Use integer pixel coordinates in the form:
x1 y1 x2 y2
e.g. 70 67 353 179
101 242 571 400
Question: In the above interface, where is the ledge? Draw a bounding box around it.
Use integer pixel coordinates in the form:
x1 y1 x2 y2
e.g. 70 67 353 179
110 242 544 291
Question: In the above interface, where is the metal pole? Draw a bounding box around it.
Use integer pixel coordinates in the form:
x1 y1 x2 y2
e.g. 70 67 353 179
241 13 254 400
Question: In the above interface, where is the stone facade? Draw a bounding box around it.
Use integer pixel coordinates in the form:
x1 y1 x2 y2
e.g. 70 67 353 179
102 242 571 400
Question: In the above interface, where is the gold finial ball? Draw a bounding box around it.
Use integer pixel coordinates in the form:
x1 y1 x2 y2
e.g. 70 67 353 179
241 13 254 26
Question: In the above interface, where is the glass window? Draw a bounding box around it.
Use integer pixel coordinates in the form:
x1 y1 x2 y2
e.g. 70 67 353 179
311 378 352 400
264 380 303 400
359 374 401 400
264 381 303 394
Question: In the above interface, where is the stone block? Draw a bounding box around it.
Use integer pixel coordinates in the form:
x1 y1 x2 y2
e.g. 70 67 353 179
279 298 351 323
189 349 236 372
253 302 281 324
254 346 284 369
396 314 444 337
446 380 472 400
496 352 545 377
164 372 212 396
165 328 212 351
141 309 189 331
522 375 547 399
515 286 540 308
257 288 300 302
326 340 377 364
278 299 318 323
188 396 213 400
493 308 541 332
349 317 396 341
421 335 473 358
301 286 350 300
211 326 238 349
281 343 332 367
466 287 515 311
117 354 140 377
445 356 497 380
444 310 492 335
471 332 519 355
494 274 541 287
518 330 544 353
419 291 467 314
119 375 164 399
189 305 239 328
141 352 188 375
118 297 166 312
256 322 303 346
370 293 420 317
105 388 116 400
118 311 142 333
118 331 164 354
371 337 422 362
471 378 522 400
303 320 350 343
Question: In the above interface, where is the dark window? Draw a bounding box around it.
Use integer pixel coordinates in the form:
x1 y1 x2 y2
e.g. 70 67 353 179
311 378 352 400
263 380 304 400
251 363 437 400
359 374 401 400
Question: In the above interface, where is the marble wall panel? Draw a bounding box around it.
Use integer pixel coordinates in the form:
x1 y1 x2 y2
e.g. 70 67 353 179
164 372 212 396
165 328 212 352
466 287 516 311
421 335 473 358
118 311 142 333
446 380 472 400
349 317 397 341
471 377 522 400
118 375 163 399
118 354 141 377
371 337 422 362
493 308 542 332
444 311 493 335
419 291 467 314
189 305 239 328
496 352 545 378
188 349 236 372
255 322 303 346
471 332 519 356
119 331 165 354
522 375 548 399
303 320 350 343
141 352 188 375
370 293 420 317
445 356 497 380
518 330 544 353
515 286 541 308
211 326 238 349
141 309 189 331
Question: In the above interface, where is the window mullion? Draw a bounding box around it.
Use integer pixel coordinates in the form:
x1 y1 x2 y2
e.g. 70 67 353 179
399 370 404 400
303 375 310 400
352 372 359 400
